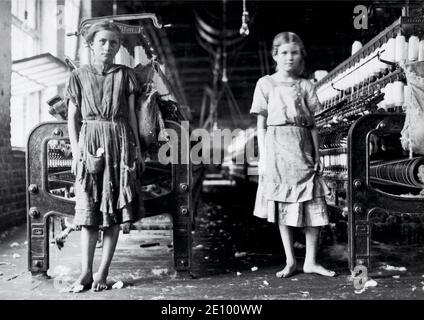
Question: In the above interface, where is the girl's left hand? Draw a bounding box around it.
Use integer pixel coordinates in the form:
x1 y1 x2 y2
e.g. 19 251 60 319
314 157 323 175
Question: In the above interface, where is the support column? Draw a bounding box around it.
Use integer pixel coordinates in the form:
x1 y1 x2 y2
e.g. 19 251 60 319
0 0 26 231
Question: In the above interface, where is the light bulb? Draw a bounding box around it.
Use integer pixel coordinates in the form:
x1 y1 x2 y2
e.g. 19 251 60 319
240 23 249 36
239 11 249 37
222 68 228 83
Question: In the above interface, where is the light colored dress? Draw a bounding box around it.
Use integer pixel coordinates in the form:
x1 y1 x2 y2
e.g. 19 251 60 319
250 75 329 227
66 64 144 228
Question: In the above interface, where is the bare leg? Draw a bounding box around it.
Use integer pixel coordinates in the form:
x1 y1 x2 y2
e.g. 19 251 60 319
92 224 120 291
303 226 335 277
276 225 297 278
72 226 98 292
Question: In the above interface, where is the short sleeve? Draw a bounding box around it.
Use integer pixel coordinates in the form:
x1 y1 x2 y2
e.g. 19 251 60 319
65 70 82 109
250 78 268 117
126 67 141 96
303 80 321 114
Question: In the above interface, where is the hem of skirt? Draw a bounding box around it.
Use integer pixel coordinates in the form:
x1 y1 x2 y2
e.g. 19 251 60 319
253 211 269 220
253 195 328 224
262 178 329 203
278 221 329 227
254 214 329 227
73 208 137 228
263 188 328 202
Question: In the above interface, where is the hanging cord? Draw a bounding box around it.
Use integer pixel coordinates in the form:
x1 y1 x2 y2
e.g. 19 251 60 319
222 0 228 83
240 0 249 36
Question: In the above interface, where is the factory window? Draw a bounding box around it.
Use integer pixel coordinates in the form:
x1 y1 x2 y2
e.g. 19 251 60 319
11 0 38 29
10 0 82 149
10 0 41 149
64 0 82 60
11 0 40 60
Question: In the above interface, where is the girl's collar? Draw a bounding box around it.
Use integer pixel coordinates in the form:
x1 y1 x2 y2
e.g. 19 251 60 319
267 75 300 86
84 64 125 75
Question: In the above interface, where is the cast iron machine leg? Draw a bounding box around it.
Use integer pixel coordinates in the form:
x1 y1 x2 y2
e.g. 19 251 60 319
348 113 424 272
27 122 74 276
167 120 193 272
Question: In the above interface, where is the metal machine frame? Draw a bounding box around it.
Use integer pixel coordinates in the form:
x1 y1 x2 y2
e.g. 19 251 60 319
27 120 196 276
348 113 424 271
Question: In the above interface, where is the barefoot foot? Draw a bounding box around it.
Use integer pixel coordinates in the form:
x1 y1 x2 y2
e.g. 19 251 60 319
122 222 132 234
69 272 93 293
91 272 109 292
276 263 297 278
303 263 336 277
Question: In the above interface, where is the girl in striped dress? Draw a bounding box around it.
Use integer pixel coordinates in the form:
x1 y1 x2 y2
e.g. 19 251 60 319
67 22 144 292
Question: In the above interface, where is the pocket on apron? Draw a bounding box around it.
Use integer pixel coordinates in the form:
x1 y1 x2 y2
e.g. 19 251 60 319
85 151 105 174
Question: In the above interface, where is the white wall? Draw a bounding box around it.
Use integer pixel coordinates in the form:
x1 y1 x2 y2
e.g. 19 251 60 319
0 0 12 151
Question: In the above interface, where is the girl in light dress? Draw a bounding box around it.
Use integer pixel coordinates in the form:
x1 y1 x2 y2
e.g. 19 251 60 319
250 32 335 278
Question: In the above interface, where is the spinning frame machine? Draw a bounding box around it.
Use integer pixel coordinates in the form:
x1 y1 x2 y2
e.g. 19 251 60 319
315 13 424 271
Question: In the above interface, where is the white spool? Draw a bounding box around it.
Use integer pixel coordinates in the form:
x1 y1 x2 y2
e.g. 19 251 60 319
314 70 328 82
385 38 396 62
408 35 419 61
392 80 404 106
395 34 406 62
419 40 424 61
352 41 363 55
384 83 394 107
